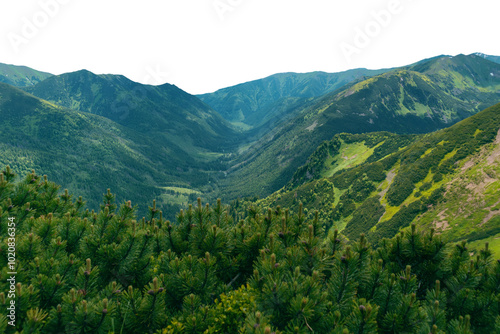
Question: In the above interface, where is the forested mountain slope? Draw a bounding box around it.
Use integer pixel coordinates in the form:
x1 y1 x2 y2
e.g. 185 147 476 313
0 83 221 214
198 68 389 127
218 54 500 201
255 102 500 255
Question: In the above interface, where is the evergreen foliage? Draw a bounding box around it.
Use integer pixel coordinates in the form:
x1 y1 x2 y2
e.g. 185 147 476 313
1 169 500 333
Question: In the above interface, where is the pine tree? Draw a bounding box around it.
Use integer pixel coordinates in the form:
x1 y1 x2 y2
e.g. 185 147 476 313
2 170 500 333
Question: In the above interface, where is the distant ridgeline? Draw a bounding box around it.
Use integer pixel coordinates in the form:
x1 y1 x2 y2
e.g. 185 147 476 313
1 167 500 333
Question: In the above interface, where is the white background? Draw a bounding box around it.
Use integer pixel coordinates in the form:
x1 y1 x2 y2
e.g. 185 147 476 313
0 0 499 94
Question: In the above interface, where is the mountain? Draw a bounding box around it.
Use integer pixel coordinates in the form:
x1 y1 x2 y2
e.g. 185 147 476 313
24 70 240 156
473 52 500 64
0 82 224 216
197 68 390 128
0 63 53 87
217 54 500 200
253 101 500 255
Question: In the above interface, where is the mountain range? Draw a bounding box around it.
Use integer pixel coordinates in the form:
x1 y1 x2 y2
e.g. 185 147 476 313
216 54 500 200
0 82 217 215
23 69 240 155
1 53 500 250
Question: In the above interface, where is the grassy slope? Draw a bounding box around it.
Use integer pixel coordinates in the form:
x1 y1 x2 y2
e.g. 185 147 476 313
256 102 500 255
415 130 500 252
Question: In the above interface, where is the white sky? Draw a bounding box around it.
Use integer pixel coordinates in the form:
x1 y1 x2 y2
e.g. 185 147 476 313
0 0 499 94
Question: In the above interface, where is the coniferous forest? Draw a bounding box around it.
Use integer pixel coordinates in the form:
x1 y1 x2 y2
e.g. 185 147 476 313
1 167 500 333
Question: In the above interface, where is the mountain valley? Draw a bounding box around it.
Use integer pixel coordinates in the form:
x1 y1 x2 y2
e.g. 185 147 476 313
1 53 500 242
2 53 500 333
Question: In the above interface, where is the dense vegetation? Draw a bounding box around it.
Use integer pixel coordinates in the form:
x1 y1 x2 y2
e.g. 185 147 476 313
1 168 500 333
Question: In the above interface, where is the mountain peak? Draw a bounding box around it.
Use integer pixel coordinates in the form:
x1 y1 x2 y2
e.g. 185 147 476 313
470 52 500 65
473 52 491 58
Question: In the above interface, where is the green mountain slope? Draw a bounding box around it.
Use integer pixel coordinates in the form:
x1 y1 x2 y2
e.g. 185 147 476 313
218 54 500 201
255 102 500 255
415 129 500 254
0 63 53 87
24 70 240 155
197 68 389 127
0 83 222 216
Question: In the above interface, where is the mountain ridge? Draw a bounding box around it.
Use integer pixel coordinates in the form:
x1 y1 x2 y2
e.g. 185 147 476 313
217 54 500 201
2 53 500 220
197 68 391 127
0 63 53 87
23 69 241 155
